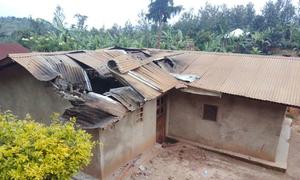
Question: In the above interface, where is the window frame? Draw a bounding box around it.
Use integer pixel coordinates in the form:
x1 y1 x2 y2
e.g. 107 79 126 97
137 106 144 122
202 104 218 121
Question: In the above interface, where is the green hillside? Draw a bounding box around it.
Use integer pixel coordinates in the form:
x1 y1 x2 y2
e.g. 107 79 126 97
0 17 57 42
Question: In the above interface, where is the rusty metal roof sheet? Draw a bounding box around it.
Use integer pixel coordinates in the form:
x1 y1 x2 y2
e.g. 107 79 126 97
111 63 180 100
67 52 110 76
63 105 119 130
172 52 300 107
67 50 182 99
0 43 30 60
8 52 92 90
69 50 181 100
67 50 126 77
113 51 183 73
104 86 144 111
113 54 143 73
103 49 127 57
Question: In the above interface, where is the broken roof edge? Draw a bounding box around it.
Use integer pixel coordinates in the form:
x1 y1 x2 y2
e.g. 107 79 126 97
79 116 120 130
107 60 182 101
109 46 149 52
110 52 185 74
180 87 222 97
170 73 200 83
104 86 145 111
108 46 151 56
60 90 127 130
83 92 128 118
6 53 93 91
106 64 149 101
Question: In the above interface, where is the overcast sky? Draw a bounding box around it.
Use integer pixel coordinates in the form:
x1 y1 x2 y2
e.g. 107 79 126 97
0 0 298 28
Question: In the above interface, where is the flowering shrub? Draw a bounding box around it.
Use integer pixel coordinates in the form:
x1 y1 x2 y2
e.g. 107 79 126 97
0 112 94 179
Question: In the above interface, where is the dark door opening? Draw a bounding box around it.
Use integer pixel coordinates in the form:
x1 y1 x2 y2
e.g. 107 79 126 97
156 95 167 144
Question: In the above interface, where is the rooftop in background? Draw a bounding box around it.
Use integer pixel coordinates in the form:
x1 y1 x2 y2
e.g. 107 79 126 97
0 43 30 60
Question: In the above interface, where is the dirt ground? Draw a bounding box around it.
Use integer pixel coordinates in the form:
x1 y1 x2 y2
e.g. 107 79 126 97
125 121 300 180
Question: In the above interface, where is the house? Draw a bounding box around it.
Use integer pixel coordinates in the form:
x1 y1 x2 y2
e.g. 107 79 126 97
0 48 298 179
0 48 179 179
162 51 295 170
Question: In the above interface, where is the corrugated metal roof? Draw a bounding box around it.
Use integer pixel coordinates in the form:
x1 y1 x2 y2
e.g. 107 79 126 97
63 105 119 130
8 52 92 91
68 50 181 100
0 43 30 60
67 52 110 76
172 52 300 107
103 49 127 57
67 50 126 77
113 51 183 73
114 54 142 73
111 63 179 100
104 86 144 111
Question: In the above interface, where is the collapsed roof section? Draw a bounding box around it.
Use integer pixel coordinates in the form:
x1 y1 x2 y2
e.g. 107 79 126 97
67 50 126 78
4 48 181 129
9 51 92 91
104 86 144 111
106 51 182 100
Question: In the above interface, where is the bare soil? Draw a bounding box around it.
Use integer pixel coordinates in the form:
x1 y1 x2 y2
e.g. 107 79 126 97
126 123 300 180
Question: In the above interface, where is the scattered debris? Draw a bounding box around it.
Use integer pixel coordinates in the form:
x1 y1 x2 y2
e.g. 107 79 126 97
138 165 146 172
202 169 208 177
125 136 300 180
170 73 200 82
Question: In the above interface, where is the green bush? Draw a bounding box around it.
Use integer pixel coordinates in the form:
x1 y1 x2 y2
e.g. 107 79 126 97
0 112 94 179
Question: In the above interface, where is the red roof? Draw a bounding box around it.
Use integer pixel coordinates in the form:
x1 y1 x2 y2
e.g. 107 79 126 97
0 43 30 60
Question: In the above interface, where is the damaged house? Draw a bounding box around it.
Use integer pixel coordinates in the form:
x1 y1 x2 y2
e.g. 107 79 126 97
0 48 179 179
0 47 298 179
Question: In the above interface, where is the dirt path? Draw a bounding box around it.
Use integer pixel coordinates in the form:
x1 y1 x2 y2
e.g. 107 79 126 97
126 123 300 180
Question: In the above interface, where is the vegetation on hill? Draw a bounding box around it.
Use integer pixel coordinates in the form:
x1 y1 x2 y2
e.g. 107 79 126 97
1 0 300 56
0 17 57 42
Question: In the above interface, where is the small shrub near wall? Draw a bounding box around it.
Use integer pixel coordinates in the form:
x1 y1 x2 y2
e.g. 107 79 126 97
0 112 94 179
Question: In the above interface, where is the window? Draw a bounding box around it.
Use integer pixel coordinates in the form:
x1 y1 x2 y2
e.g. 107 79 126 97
137 106 144 122
203 104 218 121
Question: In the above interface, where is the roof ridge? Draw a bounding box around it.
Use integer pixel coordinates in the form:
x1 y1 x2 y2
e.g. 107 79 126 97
8 50 85 58
186 51 300 61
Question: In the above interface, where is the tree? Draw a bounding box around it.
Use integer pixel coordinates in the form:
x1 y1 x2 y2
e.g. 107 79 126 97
174 10 200 38
136 11 156 48
74 14 88 30
146 0 182 48
53 5 66 30
244 3 256 29
262 1 279 29
229 5 247 29
262 0 295 28
198 3 221 32
279 0 295 25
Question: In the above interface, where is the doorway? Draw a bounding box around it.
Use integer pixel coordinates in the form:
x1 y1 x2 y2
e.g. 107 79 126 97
156 95 167 143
